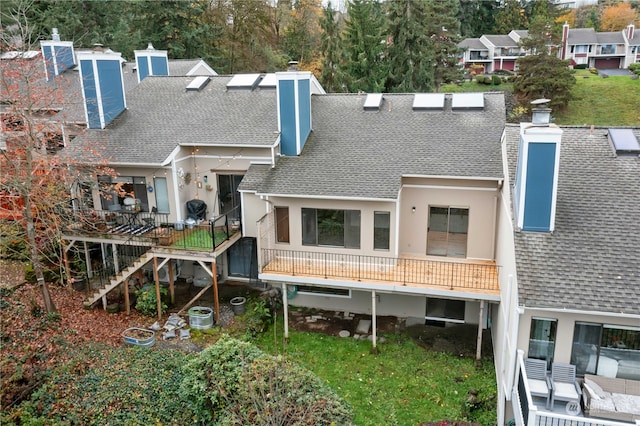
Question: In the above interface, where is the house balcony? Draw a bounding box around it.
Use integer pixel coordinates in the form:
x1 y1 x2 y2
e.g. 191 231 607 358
259 249 500 298
62 207 241 254
469 52 491 61
512 351 637 426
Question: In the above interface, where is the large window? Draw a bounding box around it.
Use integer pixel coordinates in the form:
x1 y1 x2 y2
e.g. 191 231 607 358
528 318 557 369
99 176 149 211
571 322 640 379
302 208 360 248
427 206 469 258
275 207 289 243
374 211 390 250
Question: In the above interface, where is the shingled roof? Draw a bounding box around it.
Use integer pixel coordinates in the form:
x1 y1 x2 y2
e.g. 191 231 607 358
505 125 640 316
247 92 505 200
72 76 279 165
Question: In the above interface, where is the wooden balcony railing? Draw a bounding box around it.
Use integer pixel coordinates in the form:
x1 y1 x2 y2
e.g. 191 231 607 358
261 249 499 293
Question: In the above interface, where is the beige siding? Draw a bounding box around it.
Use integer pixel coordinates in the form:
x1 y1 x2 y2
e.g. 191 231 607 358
399 184 499 260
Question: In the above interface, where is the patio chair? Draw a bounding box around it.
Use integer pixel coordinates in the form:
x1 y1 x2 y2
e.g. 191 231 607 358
551 363 582 412
524 358 552 409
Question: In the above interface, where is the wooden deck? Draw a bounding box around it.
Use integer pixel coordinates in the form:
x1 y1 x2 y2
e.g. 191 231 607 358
261 249 500 296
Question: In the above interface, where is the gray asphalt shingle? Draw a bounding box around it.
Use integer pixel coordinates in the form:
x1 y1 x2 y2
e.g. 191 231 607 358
505 125 640 316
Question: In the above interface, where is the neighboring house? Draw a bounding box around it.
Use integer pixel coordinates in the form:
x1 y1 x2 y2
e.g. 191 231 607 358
551 0 598 8
560 23 639 69
459 31 529 74
460 24 639 72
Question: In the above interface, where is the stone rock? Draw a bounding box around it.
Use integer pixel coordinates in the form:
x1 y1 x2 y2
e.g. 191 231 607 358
339 330 350 338
356 319 371 334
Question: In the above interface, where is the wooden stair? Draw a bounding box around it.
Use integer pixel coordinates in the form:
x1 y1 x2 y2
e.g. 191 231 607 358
83 251 154 309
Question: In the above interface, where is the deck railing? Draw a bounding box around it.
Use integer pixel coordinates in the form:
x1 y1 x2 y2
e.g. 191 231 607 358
261 249 499 291
65 207 242 252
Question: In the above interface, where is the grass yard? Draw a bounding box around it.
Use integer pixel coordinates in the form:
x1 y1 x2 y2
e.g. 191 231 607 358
170 227 229 250
553 70 640 126
256 326 497 426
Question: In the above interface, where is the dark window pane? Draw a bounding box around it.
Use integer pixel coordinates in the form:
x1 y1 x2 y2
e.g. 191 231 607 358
374 211 390 250
275 207 290 243
344 210 360 248
317 209 344 246
301 208 317 245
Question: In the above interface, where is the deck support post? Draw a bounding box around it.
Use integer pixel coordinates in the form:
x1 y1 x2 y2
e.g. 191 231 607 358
371 290 377 350
62 240 72 286
282 283 289 342
212 261 220 323
83 241 91 278
153 256 162 320
124 277 130 315
476 300 485 362
168 259 175 304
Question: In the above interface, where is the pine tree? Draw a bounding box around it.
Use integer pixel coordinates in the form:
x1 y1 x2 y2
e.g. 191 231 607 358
458 0 498 37
384 0 433 92
495 0 527 33
319 2 347 92
426 0 464 91
342 0 386 93
513 18 575 111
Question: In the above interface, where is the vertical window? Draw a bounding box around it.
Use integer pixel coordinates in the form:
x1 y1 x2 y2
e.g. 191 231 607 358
427 206 469 258
275 207 289 243
154 177 170 214
528 318 557 369
374 211 390 250
301 208 360 248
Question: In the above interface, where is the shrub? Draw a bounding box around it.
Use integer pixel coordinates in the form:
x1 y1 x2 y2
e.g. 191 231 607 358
180 335 352 425
491 75 502 85
629 63 640 75
589 67 598 75
134 285 167 316
475 75 486 84
574 64 588 69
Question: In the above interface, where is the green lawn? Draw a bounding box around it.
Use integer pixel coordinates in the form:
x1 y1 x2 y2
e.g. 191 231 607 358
443 70 640 126
553 70 640 126
171 227 228 250
255 325 497 426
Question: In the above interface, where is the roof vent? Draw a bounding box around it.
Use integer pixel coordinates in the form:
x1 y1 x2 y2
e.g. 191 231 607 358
363 93 383 111
186 76 211 91
608 128 640 155
451 93 484 110
413 93 445 110
531 98 551 126
226 73 262 90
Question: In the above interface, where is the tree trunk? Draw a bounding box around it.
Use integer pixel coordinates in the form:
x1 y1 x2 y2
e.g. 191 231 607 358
25 222 57 313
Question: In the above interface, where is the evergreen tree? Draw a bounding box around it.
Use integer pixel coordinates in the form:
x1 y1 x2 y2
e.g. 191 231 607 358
513 18 575 111
281 0 323 65
426 0 463 91
342 0 386 93
494 0 527 33
319 2 347 92
458 0 498 37
384 0 433 92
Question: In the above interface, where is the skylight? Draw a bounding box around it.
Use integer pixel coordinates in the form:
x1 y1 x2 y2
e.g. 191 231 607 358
413 93 445 110
608 128 640 155
451 93 484 110
186 76 210 91
226 73 262 90
363 93 383 111
258 73 276 88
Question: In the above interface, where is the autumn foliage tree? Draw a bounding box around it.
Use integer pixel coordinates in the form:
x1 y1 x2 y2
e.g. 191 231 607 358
600 2 639 31
1 30 114 312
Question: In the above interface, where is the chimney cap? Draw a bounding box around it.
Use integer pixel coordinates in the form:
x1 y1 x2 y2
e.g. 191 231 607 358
147 43 155 50
52 28 60 42
287 61 299 71
531 98 550 107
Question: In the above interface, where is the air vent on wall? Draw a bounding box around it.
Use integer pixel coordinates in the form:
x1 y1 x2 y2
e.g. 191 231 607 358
186 76 210 91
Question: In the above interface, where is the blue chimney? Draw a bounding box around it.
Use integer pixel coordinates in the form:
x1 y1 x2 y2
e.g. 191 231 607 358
40 28 75 81
77 47 126 129
276 65 312 156
513 100 562 232
134 43 169 83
